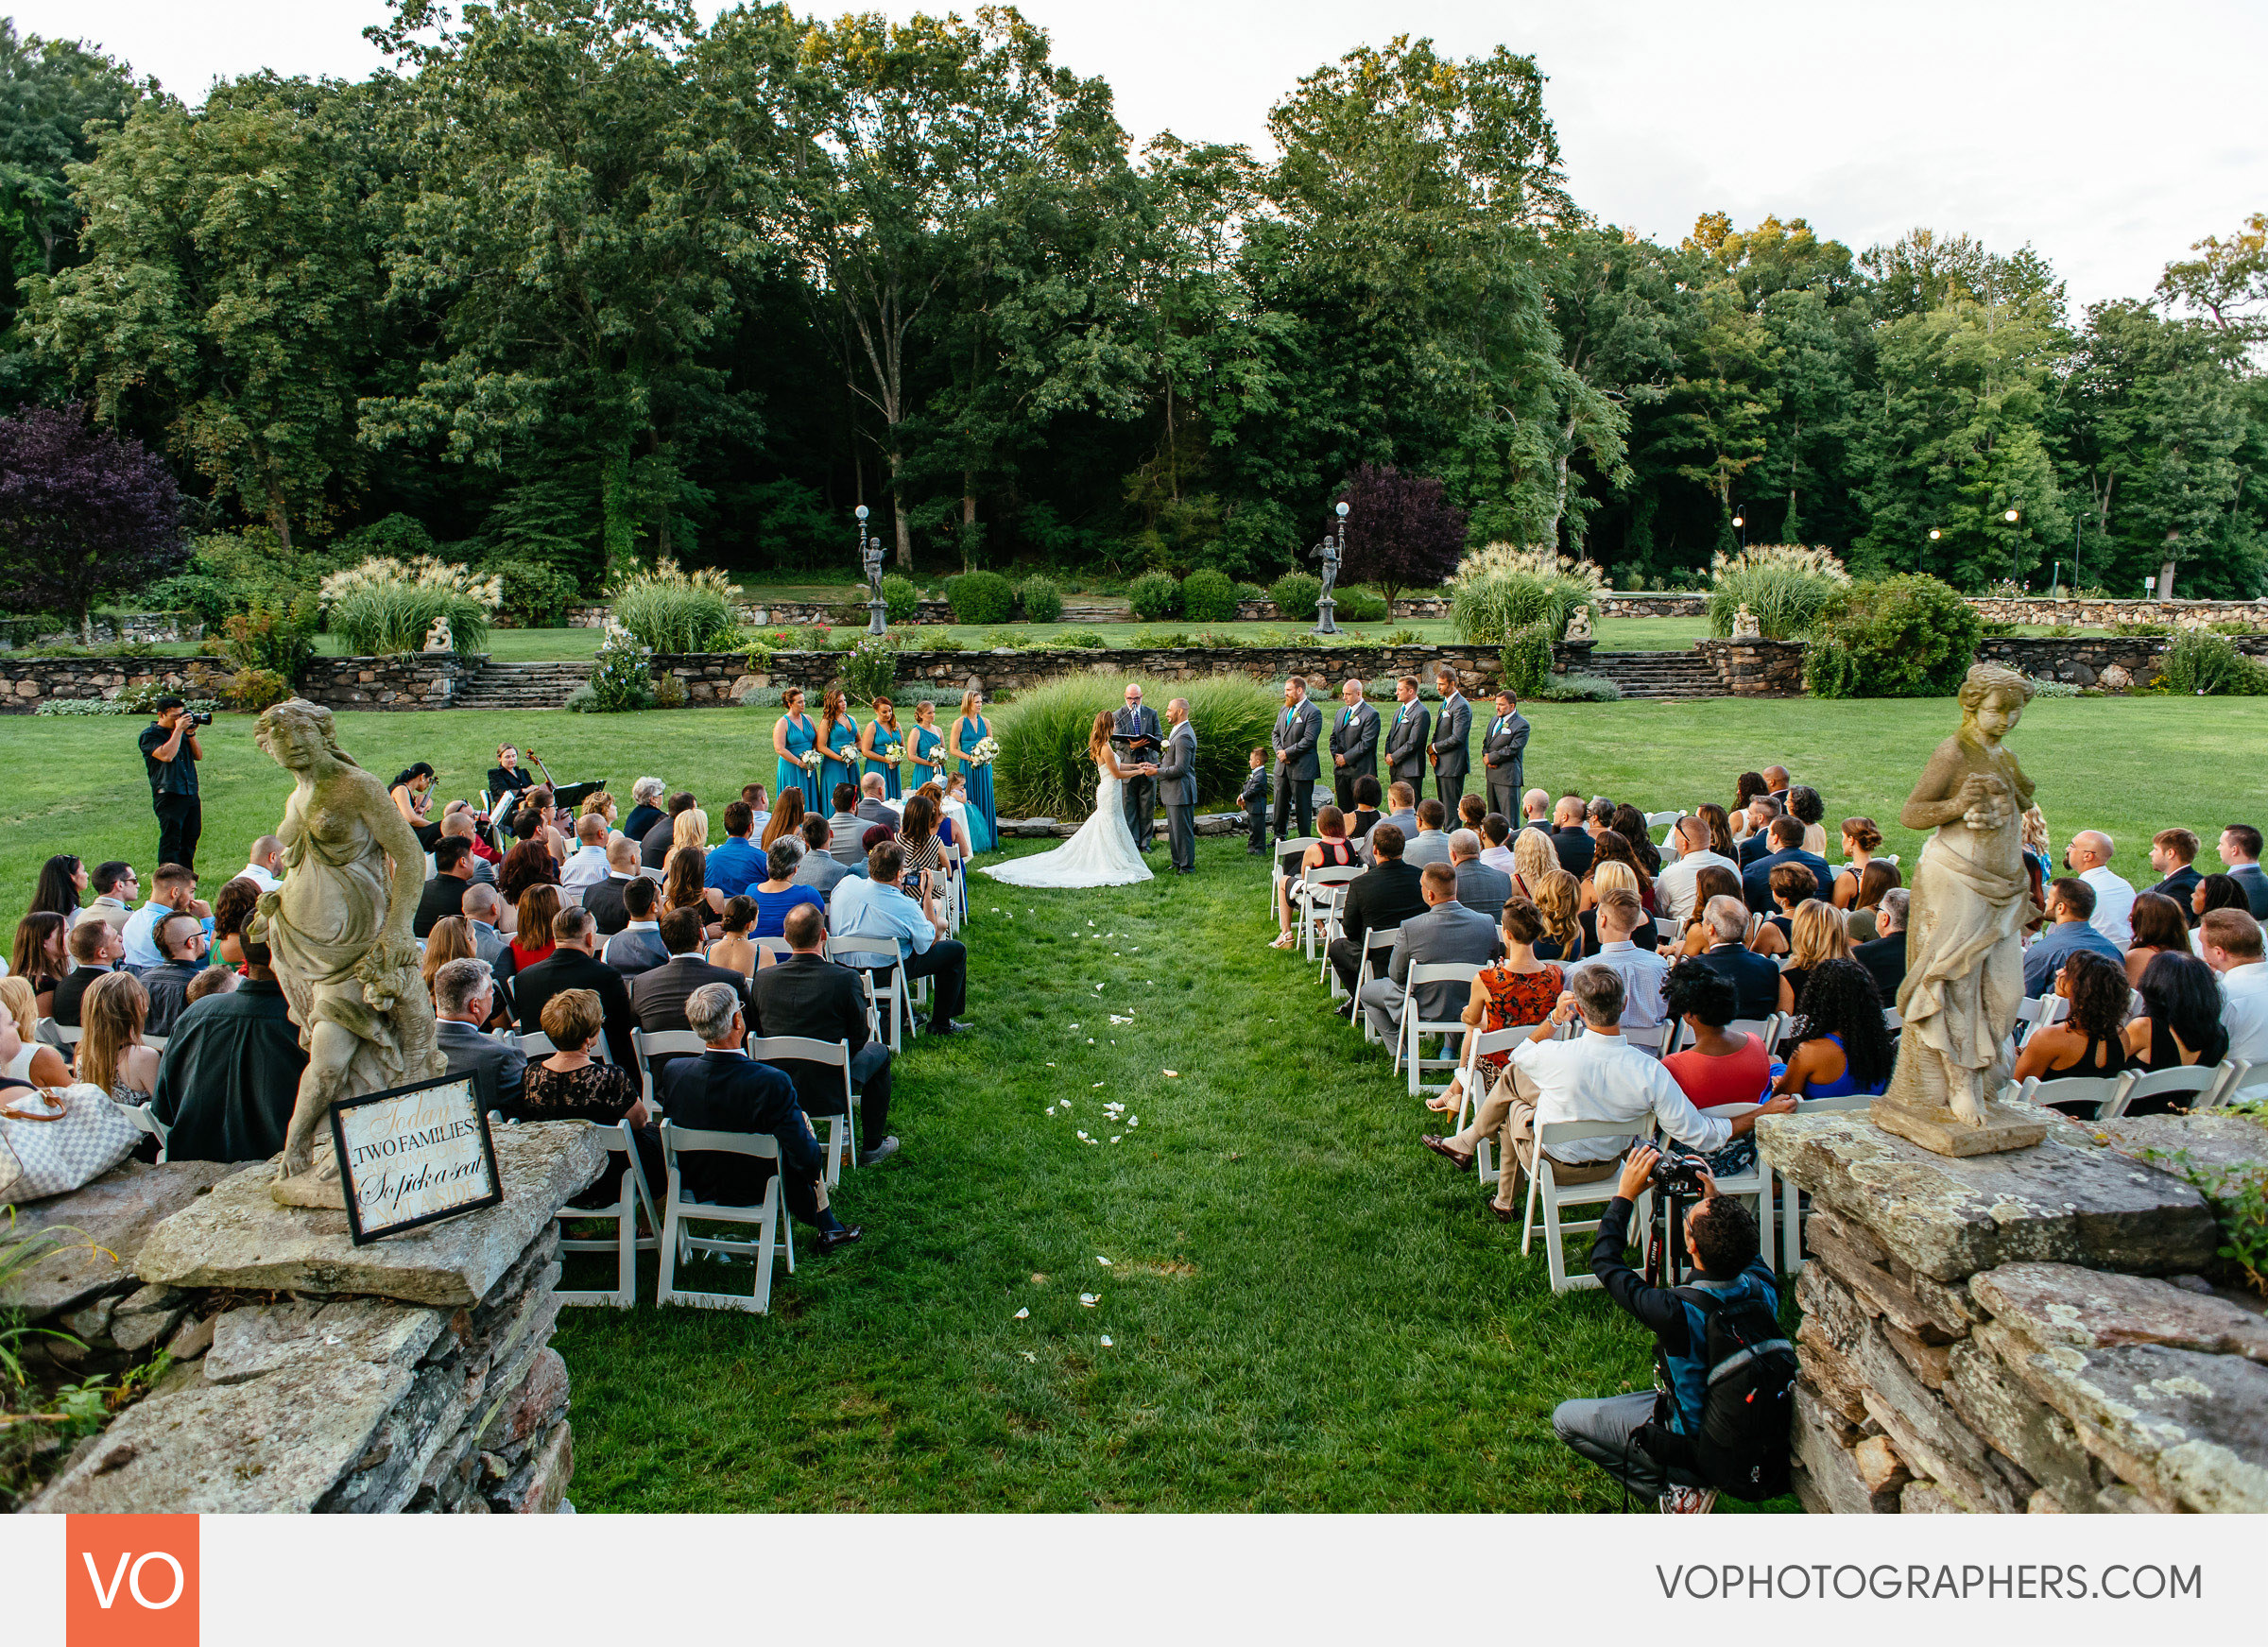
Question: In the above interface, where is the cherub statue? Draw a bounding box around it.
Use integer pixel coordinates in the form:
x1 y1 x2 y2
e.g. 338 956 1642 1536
423 615 453 652
1730 603 1761 639
1563 605 1594 643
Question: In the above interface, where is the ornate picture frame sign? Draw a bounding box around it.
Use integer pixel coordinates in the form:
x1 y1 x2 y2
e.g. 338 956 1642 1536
327 1072 504 1245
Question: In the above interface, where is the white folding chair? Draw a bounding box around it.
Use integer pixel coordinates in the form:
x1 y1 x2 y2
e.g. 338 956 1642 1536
1620 1021 1676 1058
1521 1119 1651 1294
124 1101 169 1164
1644 810 1684 849
655 1121 792 1314
2103 1063 2224 1119
1659 1104 1774 1278
1772 1091 1876 1273
556 1119 662 1308
1395 962 1484 1099
518 1030 557 1058
2203 1059 2259 1110
640 866 666 884
1727 1014 1782 1056
1297 866 1363 966
140 1033 167 1054
633 1028 707 1107
2013 1071 2132 1120
1452 1024 1541 1186
2012 994 2070 1050
1881 1006 1902 1037
747 1035 858 1186
1268 837 1319 915
44 1021 82 1049
827 935 905 1053
1351 926 1401 1037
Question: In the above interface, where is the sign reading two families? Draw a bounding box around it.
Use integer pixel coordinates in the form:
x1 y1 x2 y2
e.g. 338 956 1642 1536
328 1073 503 1245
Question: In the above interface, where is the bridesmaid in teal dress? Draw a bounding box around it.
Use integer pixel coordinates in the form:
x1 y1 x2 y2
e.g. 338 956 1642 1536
771 686 822 811
860 695 905 800
950 686 998 853
818 688 862 803
910 700 950 802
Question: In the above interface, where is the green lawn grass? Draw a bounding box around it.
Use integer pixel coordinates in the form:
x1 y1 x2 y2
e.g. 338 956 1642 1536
7 695 2260 1509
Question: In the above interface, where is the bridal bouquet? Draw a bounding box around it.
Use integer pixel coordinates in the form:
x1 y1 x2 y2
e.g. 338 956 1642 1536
800 749 826 772
881 743 904 763
971 735 1001 767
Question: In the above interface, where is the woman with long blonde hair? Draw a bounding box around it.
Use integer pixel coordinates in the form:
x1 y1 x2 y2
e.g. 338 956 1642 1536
1510 828 1555 899
860 694 905 799
950 687 997 852
1531 869 1585 964
421 916 476 1001
1581 858 1659 951
0 974 70 1086
80 970 160 1101
1778 899 1854 1018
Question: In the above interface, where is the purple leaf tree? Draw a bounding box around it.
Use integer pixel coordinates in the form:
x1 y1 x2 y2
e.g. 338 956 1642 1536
0 403 184 642
1333 462 1469 610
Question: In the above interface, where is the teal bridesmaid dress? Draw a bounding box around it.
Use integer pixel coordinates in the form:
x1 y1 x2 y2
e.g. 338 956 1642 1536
821 714 862 802
778 712 821 810
865 719 904 800
956 714 998 853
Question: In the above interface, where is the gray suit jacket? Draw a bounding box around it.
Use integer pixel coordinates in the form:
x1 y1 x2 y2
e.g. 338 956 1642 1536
855 798 901 830
468 919 507 968
437 1018 525 1116
1453 858 1514 918
1401 830 1452 869
1430 693 1471 778
1481 711 1530 794
1383 700 1430 781
1365 807 1421 865
1386 902 1503 1021
1155 722 1197 808
1272 698 1323 781
1330 701 1380 781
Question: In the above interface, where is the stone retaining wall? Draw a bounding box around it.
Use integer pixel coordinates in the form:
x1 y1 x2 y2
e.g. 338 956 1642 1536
1760 1109 2268 1514
0 611 205 648
298 651 480 711
1697 638 1808 696
0 654 211 711
1972 594 2268 628
1977 633 2268 689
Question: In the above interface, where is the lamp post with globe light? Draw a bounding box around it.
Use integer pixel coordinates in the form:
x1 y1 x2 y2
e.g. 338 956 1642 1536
1313 499 1349 635
1731 508 1746 550
1924 526 1942 574
855 504 886 636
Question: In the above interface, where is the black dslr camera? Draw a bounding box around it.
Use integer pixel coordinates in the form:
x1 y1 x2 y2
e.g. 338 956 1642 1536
186 710 214 726
1647 1151 1707 1200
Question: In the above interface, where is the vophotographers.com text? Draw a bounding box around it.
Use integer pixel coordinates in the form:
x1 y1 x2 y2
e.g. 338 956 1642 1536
1657 1564 2202 1602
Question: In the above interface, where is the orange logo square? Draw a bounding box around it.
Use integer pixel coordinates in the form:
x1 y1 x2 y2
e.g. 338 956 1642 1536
66 1515 198 1646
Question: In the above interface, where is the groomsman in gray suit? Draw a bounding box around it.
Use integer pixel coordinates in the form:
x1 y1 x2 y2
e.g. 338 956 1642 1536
1428 665 1471 811
1270 676 1323 844
1481 689 1530 821
1383 676 1430 795
1329 678 1380 811
1156 698 1199 874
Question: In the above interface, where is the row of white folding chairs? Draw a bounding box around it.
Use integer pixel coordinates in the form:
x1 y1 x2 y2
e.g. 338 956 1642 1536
2015 1056 2256 1121
34 1018 168 1055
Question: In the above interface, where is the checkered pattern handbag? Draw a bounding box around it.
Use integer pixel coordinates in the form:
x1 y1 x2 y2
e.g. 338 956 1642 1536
0 1085 140 1205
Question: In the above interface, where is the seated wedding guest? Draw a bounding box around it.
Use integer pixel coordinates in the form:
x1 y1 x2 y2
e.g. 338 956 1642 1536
1425 895 1563 1119
707 801 767 900
77 860 137 933
602 876 669 975
0 976 71 1086
414 836 478 937
2216 824 2268 917
1342 775 1383 848
2012 950 2136 1085
1510 827 1556 901
1358 862 1501 1044
632 907 752 1074
2122 952 2228 1090
421 915 477 1003
460 883 507 966
185 967 236 1006
513 907 638 1066
1749 864 1817 960
1786 785 1828 858
1584 797 1617 841
1477 814 1516 876
2124 891 2191 988
1729 771 1769 837
857 773 902 829
148 922 306 1162
9 911 69 1020
1547 795 1594 877
1375 781 1421 855
2022 877 2122 998
642 790 696 870
500 807 563 904
1734 795 1779 865
1569 888 1669 1040
1844 859 1902 944
895 791 955 900
750 902 899 1166
795 815 855 895
581 837 643 936
912 781 961 866
2200 908 2268 1066
523 986 660 1208
1516 788 1552 838
140 909 208 1036
501 884 562 978
761 788 807 850
939 775 978 866
660 983 860 1249
1742 815 1831 914
1328 825 1427 1001
740 781 771 840
235 834 285 894
1581 830 1658 918
1830 818 1884 908
753 837 827 938
1693 895 1780 1020
1402 798 1452 870
78 970 160 1104
1274 806 1361 949
1777 899 1854 1019
664 843 725 926
1853 888 1910 1002
827 784 867 866
1669 866 1745 958
1580 861 1659 954
53 918 124 1027
832 842 967 1038
1771 958 1892 1099
1451 829 1512 919
439 810 498 882
1660 960 1774 1122
2191 873 2250 953
622 777 668 847
1531 868 1586 964
1655 816 1738 926
1695 803 1739 862
2068 829 2135 948
707 897 765 978
2144 827 2204 918
578 790 619 836
560 812 613 892
1457 796 1487 837
209 875 261 966
121 862 209 970
31 853 88 922
1609 804 1662 878
432 957 524 1117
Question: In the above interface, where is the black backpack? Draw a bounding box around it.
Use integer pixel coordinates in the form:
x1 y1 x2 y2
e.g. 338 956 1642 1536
1669 1286 1798 1501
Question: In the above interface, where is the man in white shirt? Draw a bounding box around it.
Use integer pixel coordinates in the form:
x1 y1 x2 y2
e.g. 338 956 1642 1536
1566 891 1670 1039
2200 907 2268 1066
1653 816 1740 926
1477 815 1519 878
559 813 613 892
236 835 284 894
2068 830 2136 950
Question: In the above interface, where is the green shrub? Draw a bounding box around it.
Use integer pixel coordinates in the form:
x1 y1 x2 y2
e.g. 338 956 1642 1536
1806 575 1982 697
1333 586 1389 623
222 599 317 680
490 560 581 629
2158 630 2262 696
586 628 655 712
563 682 599 713
1499 622 1556 699
2044 622 2079 638
1978 620 2018 638
838 633 898 702
224 667 292 712
1707 544 1851 640
323 555 498 656
651 673 689 710
1182 568 1240 623
993 673 1278 817
2208 619 2261 636
1058 629 1108 649
36 692 218 717
1382 626 1422 645
613 559 738 652
736 685 786 708
2112 620 2172 637
1127 571 1181 622
1448 545 1602 643
1129 628 1190 648
946 570 1017 625
1017 575 1064 623
1531 672 1622 702
2025 676 2086 698
1270 571 1322 623
880 574 919 623
919 631 966 653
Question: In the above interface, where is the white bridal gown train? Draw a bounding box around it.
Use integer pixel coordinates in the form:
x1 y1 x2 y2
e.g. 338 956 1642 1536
982 761 1153 888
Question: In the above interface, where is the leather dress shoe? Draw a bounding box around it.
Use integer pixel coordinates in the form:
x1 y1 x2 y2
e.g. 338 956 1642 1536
817 1225 865 1255
856 1137 901 1167
1421 1134 1474 1171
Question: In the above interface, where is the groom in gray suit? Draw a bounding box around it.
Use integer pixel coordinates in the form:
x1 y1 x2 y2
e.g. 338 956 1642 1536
1156 699 1198 875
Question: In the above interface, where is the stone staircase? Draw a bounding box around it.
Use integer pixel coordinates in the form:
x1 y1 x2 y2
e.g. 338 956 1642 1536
1580 648 1726 700
1058 599 1131 623
453 660 593 711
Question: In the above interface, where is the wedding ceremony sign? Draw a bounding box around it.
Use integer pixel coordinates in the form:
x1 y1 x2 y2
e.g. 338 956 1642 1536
327 1073 504 1244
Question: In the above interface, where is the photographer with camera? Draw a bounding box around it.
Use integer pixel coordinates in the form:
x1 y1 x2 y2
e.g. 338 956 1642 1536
1553 1143 1798 1513
139 695 206 874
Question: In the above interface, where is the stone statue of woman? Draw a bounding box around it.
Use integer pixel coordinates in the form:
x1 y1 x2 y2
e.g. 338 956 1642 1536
1873 663 2050 1156
250 698 446 1196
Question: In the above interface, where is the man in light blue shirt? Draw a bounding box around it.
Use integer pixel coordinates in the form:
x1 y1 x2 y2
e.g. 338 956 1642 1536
2022 877 2123 998
559 813 613 893
121 863 209 972
829 841 968 1037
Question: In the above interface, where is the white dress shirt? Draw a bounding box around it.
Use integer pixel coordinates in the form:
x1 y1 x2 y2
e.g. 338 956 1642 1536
2080 865 2136 950
1653 849 1740 925
1567 940 1671 1038
559 842 612 891
236 862 282 894
1479 844 1519 877
2219 961 2268 1065
1510 1027 1732 1164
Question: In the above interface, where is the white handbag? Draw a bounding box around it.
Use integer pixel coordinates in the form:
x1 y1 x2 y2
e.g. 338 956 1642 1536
0 1084 141 1205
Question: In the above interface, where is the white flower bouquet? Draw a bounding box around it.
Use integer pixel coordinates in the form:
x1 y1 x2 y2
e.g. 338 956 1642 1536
971 735 1001 767
881 744 905 763
800 749 826 772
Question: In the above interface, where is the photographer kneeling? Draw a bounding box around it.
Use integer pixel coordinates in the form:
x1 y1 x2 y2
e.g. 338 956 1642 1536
1553 1144 1797 1513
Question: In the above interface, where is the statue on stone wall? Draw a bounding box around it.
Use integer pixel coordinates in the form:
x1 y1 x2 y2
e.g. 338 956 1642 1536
251 699 446 1197
1730 603 1761 639
423 616 453 653
1562 605 1593 643
1873 663 2049 1156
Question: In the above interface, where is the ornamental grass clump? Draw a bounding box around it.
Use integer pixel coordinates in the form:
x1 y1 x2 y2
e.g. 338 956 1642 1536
320 555 499 656
1706 543 1849 640
1448 543 1602 643
611 558 739 653
991 673 1276 819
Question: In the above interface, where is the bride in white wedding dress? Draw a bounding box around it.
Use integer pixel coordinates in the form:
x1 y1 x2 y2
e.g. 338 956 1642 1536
983 712 1156 888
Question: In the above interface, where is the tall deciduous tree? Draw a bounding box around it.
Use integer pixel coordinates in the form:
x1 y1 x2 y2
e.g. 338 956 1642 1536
0 401 183 637
1333 460 1468 607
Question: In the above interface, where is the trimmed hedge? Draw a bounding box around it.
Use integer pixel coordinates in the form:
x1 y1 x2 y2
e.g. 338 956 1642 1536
1270 571 1322 624
1018 575 1064 623
1805 575 1982 698
1127 571 1180 621
946 570 1017 625
1333 585 1388 623
1182 568 1239 623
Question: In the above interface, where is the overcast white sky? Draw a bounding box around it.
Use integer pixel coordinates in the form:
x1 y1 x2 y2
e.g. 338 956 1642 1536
18 0 2266 312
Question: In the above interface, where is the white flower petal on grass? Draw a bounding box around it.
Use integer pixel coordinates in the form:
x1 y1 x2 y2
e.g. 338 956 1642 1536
1091 1082 1105 1089
1110 1136 1122 1144
1076 1130 1090 1140
1068 1022 1079 1029
1099 1335 1113 1347
1021 1350 1038 1363
1162 1070 1178 1078
1014 1307 1030 1319
1079 1293 1099 1306
1096 1256 1112 1265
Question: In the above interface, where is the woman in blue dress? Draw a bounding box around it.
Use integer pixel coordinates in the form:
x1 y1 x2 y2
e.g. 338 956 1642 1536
950 686 997 854
860 695 906 800
770 687 822 811
910 700 950 799
818 688 862 806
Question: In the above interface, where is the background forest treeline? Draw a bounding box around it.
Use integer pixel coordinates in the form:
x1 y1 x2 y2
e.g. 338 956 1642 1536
3 1 2264 599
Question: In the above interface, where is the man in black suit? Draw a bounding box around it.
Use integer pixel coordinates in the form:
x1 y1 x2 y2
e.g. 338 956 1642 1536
854 775 901 831
642 790 696 869
1328 678 1380 812
750 903 898 1166
1114 681 1164 852
632 908 751 1045
1270 676 1323 845
510 905 639 1067
52 918 123 1026
581 837 644 936
1480 690 1529 821
2144 827 2203 919
1327 824 1431 1000
1548 795 1595 877
432 956 525 1117
414 835 477 938
1692 896 1782 1020
1382 675 1430 799
1854 889 1909 1004
1741 816 1834 915
659 983 861 1251
140 910 208 1037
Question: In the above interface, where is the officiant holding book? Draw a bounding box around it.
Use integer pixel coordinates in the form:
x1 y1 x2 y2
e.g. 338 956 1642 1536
1115 683 1163 854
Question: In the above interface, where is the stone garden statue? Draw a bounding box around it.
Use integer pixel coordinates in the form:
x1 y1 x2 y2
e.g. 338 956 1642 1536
863 536 885 606
1872 663 2049 1156
1313 533 1340 607
1730 603 1761 639
251 699 446 1202
423 615 453 653
1562 605 1594 643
